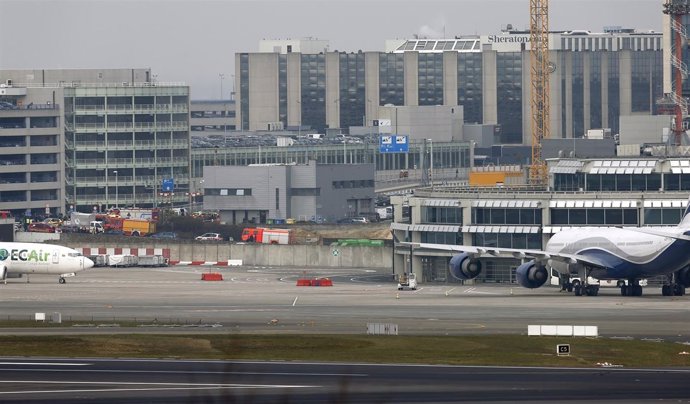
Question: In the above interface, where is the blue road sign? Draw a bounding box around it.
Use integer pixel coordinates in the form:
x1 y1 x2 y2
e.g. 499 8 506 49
162 178 174 192
379 135 409 153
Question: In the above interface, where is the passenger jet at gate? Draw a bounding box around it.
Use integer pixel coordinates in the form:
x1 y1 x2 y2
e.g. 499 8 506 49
0 242 94 284
405 198 690 297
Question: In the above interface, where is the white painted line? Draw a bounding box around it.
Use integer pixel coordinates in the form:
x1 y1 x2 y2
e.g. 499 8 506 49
445 287 456 296
292 296 299 306
0 380 317 395
0 362 90 366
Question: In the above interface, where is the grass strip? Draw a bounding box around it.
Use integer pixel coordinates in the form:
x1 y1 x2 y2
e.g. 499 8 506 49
1 334 689 368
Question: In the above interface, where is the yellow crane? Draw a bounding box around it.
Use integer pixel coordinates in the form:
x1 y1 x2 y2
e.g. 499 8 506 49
529 0 550 185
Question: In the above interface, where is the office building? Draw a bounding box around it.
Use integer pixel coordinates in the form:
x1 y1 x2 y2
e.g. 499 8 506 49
0 69 191 215
236 29 663 143
203 161 375 224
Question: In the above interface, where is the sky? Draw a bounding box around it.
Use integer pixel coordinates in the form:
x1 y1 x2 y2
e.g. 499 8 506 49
0 0 662 99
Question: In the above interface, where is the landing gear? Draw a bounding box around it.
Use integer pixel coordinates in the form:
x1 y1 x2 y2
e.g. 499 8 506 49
571 267 602 297
58 272 76 285
563 278 582 296
662 272 687 297
663 283 686 296
620 280 643 297
585 285 600 296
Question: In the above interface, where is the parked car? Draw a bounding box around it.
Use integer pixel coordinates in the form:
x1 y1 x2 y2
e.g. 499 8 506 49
150 231 178 239
28 222 58 233
195 232 222 241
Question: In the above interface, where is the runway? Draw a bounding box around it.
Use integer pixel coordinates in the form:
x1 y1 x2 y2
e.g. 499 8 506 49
1 266 689 340
0 358 688 403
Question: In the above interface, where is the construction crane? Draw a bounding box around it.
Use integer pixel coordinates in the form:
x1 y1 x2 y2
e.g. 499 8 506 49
663 0 690 146
529 0 550 186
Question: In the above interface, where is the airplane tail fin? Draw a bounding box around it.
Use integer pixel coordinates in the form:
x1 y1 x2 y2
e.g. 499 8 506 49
679 196 690 230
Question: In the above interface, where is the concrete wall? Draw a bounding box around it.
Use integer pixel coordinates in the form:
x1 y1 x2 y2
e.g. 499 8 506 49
619 115 670 145
48 235 393 269
542 138 617 159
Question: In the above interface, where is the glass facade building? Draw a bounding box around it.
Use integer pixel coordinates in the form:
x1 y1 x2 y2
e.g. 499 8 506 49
238 30 662 142
64 85 191 212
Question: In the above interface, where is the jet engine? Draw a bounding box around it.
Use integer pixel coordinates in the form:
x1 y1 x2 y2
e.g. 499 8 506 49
448 253 482 280
677 266 690 288
516 261 548 289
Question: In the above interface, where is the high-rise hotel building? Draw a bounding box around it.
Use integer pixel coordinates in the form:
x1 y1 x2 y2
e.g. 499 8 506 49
236 28 662 144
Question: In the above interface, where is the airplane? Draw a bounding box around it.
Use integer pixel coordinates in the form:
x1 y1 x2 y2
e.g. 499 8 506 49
0 242 94 284
404 197 690 297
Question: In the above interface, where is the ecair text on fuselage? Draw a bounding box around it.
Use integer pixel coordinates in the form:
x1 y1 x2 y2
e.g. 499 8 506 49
0 248 51 262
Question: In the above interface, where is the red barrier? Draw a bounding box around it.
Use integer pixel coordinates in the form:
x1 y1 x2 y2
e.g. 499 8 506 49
319 278 333 287
296 278 333 286
201 273 223 281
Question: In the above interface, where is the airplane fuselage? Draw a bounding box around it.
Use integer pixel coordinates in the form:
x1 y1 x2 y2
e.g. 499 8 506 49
545 228 689 280
0 242 93 277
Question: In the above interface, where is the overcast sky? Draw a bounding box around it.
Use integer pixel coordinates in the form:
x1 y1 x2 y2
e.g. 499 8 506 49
0 0 661 99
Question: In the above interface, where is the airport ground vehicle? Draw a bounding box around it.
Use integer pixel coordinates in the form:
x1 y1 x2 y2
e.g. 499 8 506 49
337 217 368 224
28 222 58 233
375 206 393 220
397 273 417 290
43 218 63 227
241 227 292 244
195 232 222 241
103 217 156 236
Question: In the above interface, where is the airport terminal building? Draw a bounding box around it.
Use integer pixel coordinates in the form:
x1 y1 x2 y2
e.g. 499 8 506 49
390 157 690 284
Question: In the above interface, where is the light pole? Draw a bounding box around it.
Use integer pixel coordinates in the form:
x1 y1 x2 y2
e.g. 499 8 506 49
113 170 119 209
219 73 225 100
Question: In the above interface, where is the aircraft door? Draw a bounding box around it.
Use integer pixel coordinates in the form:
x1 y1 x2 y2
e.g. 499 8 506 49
52 250 59 264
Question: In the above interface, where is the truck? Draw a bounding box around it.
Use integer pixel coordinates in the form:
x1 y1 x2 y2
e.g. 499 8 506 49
103 217 156 236
375 206 393 220
241 227 293 244
64 212 104 233
111 207 160 221
123 219 156 236
397 273 417 290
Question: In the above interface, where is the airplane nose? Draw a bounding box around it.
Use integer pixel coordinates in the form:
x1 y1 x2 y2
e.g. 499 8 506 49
83 257 94 269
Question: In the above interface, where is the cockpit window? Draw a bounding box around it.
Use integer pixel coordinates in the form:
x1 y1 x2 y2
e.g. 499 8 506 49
68 252 82 257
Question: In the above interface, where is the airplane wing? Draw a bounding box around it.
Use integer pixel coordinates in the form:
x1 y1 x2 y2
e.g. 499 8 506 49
401 242 610 269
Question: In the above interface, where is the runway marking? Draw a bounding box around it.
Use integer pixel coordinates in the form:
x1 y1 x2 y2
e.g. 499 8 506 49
445 287 457 296
0 362 90 366
462 287 498 295
0 380 317 395
0 369 367 377
292 296 299 306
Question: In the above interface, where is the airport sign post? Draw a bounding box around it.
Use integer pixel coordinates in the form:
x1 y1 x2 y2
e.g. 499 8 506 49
556 344 571 357
379 135 409 153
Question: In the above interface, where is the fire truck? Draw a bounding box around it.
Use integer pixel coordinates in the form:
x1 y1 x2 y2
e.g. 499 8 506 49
241 227 293 244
